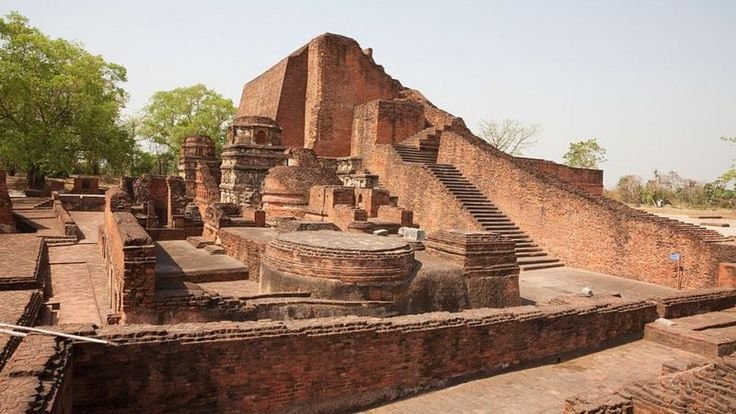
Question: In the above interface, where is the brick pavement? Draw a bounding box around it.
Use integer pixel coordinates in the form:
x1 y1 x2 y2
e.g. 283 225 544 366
365 340 704 414
47 243 107 325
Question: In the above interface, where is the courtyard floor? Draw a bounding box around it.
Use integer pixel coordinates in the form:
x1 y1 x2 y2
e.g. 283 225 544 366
364 340 703 414
520 266 677 304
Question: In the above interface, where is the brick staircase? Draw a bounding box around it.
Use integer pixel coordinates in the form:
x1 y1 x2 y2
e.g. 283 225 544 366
392 137 564 271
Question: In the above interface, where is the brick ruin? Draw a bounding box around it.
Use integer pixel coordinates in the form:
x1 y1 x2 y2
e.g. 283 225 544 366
0 170 15 233
178 135 220 198
2 33 736 413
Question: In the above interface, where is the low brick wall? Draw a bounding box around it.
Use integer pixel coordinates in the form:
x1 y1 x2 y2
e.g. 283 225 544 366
654 288 736 319
101 188 156 323
70 298 657 413
58 193 106 211
52 193 79 238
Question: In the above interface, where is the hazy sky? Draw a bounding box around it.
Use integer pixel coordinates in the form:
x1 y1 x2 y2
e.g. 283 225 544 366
3 0 735 187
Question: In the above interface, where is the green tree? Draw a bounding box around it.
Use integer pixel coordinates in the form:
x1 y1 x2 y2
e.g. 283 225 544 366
477 118 541 156
137 84 235 174
0 12 131 188
615 175 643 204
562 138 607 169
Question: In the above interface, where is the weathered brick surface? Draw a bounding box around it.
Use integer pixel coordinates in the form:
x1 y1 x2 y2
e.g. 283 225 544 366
0 335 72 414
0 234 48 291
0 290 43 371
425 230 520 308
564 394 633 414
0 169 15 232
518 157 604 196
351 99 425 158
71 176 100 194
178 135 219 198
70 298 656 413
101 188 156 323
365 143 481 233
52 193 79 238
238 34 402 157
436 127 736 289
237 46 308 149
624 356 736 413
219 227 276 281
654 288 736 318
133 175 169 226
262 148 342 218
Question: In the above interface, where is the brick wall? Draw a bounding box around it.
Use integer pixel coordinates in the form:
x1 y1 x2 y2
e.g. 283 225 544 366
0 335 72 413
237 47 309 149
654 288 736 318
0 169 15 232
366 144 482 233
304 34 403 157
436 127 736 289
101 188 156 323
517 157 604 196
351 99 424 158
70 298 656 413
52 192 79 238
133 175 168 225
624 356 736 413
218 228 273 281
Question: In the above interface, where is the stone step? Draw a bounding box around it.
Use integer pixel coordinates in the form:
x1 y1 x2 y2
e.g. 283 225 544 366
429 170 462 175
478 220 514 225
476 218 509 222
520 262 565 271
441 183 475 188
517 257 561 265
515 251 549 258
481 225 520 231
515 244 542 250
465 206 500 212
454 195 488 200
432 173 464 178
492 230 526 237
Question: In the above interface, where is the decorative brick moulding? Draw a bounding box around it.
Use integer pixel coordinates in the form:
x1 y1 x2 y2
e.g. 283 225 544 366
262 230 414 284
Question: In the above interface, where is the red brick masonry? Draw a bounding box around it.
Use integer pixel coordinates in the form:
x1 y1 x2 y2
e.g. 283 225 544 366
71 297 656 413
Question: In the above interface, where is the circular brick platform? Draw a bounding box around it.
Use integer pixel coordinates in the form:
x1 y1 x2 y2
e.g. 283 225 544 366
262 230 413 284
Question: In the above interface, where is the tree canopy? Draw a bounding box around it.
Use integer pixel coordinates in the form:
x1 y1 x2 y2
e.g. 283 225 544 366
477 119 540 156
137 84 235 168
562 138 607 169
0 12 132 187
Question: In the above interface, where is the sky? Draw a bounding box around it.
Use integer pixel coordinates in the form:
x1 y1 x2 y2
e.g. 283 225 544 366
2 0 735 187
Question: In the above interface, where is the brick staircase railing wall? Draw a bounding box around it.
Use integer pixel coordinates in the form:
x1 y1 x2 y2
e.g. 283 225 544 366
516 157 604 196
366 144 482 232
70 298 656 413
436 127 736 289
